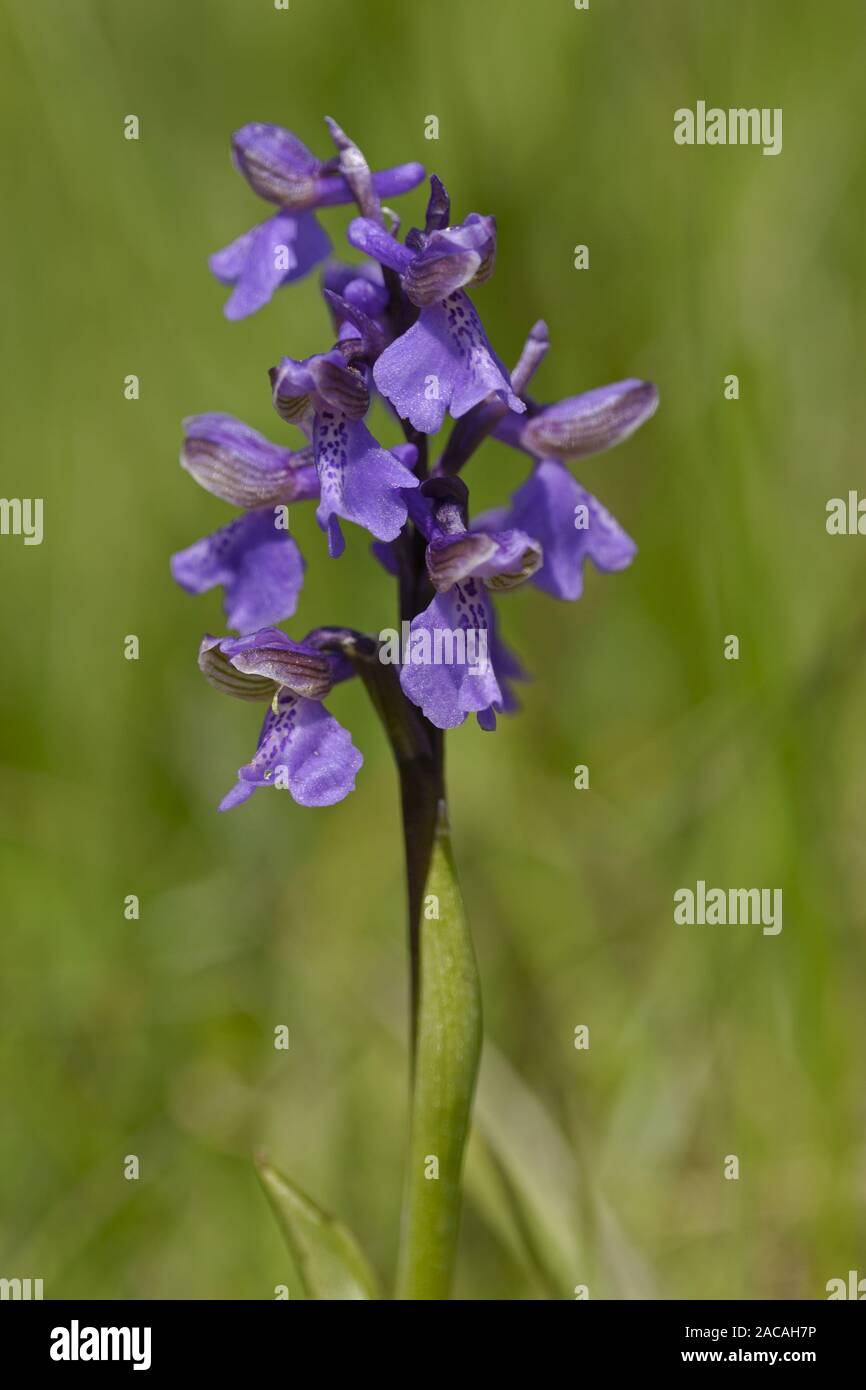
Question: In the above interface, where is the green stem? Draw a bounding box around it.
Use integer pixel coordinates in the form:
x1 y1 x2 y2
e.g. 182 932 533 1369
327 629 482 1298
344 645 442 1042
395 802 482 1299
397 725 444 1042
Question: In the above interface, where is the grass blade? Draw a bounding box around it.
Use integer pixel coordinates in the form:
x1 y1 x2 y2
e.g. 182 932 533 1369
256 1157 380 1300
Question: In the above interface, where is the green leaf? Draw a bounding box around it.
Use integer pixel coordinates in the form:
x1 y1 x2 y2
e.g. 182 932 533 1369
256 1158 380 1300
464 1128 570 1299
465 1042 656 1299
395 803 483 1300
464 1043 582 1297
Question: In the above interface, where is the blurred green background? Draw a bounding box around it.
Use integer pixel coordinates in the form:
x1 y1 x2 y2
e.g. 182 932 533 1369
1 0 865 1300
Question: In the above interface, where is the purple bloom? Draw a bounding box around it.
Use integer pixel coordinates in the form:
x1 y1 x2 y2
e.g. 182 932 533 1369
177 116 660 825
487 375 657 599
180 413 319 508
210 123 424 320
397 484 540 729
270 349 419 557
199 630 362 810
322 260 388 318
425 525 542 594
348 197 524 433
482 460 635 602
398 581 502 730
172 414 318 631
172 509 305 633
322 261 390 348
374 295 524 435
230 123 424 213
211 211 332 321
518 379 659 461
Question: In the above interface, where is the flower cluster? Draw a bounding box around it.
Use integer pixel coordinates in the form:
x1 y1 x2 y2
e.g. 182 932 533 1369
173 119 658 810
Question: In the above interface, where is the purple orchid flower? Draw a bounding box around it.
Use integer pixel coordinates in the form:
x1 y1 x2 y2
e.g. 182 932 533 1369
176 117 659 800
210 122 425 320
395 483 539 730
347 179 525 434
172 511 305 635
199 629 363 810
211 212 332 323
171 414 318 632
480 461 636 602
398 581 529 731
269 348 419 558
490 375 658 600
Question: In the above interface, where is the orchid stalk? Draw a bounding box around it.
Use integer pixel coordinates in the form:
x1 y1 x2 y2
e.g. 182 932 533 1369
171 117 658 1299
